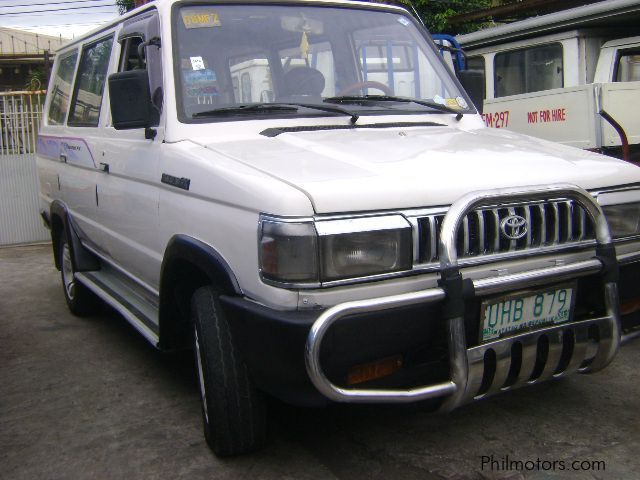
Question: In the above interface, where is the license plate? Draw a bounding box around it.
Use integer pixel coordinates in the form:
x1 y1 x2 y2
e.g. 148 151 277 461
480 284 576 343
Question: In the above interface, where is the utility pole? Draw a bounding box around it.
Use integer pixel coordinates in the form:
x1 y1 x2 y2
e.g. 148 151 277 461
44 50 51 77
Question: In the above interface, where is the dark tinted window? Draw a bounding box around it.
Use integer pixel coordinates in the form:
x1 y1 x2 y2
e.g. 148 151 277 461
466 56 486 98
494 43 563 97
119 37 145 72
68 36 113 126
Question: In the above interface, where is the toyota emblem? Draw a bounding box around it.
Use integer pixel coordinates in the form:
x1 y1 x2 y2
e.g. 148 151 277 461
500 214 528 240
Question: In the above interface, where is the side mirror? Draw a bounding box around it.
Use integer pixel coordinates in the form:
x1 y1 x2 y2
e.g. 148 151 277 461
108 69 158 130
458 70 485 114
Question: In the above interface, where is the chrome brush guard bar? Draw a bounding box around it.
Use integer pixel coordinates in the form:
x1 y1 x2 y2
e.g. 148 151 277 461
304 184 623 407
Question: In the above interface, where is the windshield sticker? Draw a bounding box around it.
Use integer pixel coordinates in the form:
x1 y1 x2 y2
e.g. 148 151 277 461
433 95 445 105
185 85 219 98
455 96 468 109
445 98 461 109
190 56 205 71
397 17 410 27
182 11 221 29
183 69 219 98
184 69 216 83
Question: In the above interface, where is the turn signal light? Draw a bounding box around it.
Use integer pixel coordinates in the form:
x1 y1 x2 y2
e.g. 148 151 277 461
621 298 640 316
347 355 403 385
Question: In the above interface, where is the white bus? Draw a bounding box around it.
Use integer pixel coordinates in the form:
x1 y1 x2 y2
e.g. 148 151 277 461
458 0 640 163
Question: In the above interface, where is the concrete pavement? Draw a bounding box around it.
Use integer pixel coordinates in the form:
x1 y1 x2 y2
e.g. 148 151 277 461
1 244 638 480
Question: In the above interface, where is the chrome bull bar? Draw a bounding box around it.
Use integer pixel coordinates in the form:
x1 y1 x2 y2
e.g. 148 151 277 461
304 184 622 407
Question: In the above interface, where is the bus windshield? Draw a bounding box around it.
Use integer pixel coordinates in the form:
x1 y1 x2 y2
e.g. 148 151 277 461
174 4 472 121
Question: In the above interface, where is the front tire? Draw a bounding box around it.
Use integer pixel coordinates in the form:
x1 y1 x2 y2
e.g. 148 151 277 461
59 231 100 316
191 286 267 456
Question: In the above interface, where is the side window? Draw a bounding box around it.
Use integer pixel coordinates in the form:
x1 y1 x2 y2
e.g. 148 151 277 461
116 12 163 118
119 37 145 71
494 43 563 98
68 36 114 126
466 56 486 99
616 49 640 82
47 51 78 125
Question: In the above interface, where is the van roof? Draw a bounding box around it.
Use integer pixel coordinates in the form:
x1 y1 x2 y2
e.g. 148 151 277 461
56 0 408 52
457 0 640 48
601 35 640 48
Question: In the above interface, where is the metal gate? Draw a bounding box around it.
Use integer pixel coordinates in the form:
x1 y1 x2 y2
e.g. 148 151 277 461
0 91 49 246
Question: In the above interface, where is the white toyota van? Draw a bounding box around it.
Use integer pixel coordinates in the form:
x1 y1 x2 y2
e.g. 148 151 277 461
37 0 640 456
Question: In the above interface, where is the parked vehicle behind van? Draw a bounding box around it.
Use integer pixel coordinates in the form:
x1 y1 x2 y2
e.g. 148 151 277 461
457 0 640 163
37 0 640 456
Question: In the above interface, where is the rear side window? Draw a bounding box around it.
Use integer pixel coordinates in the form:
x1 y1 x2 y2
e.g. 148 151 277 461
68 36 114 126
494 43 563 97
47 51 78 125
616 49 640 82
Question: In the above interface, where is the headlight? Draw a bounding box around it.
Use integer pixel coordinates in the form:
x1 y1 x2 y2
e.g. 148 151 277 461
315 216 412 281
602 202 640 239
259 215 413 285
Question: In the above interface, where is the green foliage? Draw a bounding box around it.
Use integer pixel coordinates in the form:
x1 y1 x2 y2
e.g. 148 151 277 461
409 0 494 34
116 0 135 15
25 68 46 91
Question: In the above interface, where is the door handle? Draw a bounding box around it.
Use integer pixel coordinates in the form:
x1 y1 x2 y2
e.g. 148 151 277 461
99 162 110 173
60 153 67 163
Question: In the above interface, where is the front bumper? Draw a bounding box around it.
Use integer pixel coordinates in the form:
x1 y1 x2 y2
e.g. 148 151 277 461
223 185 639 409
221 258 639 408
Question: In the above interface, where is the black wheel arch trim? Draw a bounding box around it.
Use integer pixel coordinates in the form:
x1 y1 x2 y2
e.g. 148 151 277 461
158 234 242 350
40 211 51 230
49 201 100 273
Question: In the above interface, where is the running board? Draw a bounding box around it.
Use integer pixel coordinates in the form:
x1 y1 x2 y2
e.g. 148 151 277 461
76 270 160 347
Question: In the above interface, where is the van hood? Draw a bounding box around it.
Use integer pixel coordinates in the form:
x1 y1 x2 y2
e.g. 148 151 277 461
198 124 640 214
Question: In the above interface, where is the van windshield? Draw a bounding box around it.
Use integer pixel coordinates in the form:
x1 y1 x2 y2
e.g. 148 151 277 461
173 4 472 122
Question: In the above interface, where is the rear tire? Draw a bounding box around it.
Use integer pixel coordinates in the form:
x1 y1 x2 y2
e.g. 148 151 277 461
191 286 267 456
59 231 100 316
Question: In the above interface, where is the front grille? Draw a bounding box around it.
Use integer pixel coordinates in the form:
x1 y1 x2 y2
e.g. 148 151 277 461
417 200 595 264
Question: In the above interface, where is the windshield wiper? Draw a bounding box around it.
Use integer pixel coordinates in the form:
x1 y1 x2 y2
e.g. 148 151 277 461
324 95 465 119
193 102 359 124
193 104 298 118
290 102 359 124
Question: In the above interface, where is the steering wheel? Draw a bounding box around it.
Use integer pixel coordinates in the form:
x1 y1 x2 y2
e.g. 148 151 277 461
337 80 392 96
